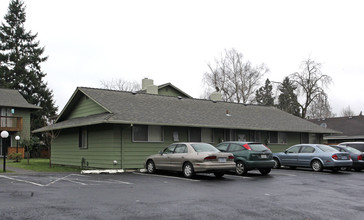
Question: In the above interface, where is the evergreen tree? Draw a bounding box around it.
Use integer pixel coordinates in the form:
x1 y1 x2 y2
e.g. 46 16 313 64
255 78 274 106
277 77 300 116
0 0 57 134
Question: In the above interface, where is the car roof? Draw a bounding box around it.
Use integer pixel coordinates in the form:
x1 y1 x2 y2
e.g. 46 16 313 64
339 142 364 144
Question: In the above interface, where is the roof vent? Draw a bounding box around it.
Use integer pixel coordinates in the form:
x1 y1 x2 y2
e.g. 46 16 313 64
320 123 327 128
132 91 137 95
226 110 231 117
177 96 182 100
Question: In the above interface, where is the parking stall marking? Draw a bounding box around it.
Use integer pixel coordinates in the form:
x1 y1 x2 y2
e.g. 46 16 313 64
133 172 201 182
0 175 45 187
0 174 133 187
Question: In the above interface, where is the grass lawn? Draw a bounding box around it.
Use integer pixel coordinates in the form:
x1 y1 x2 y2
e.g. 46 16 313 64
0 158 82 172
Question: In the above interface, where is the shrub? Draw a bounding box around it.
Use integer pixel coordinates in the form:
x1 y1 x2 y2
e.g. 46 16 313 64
8 153 23 162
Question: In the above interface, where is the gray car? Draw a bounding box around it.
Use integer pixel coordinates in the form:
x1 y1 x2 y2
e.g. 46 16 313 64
331 145 364 172
145 142 236 178
273 144 353 172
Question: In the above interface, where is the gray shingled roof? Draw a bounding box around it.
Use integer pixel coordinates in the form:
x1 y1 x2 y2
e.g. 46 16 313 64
0 88 42 109
34 87 339 134
309 116 364 139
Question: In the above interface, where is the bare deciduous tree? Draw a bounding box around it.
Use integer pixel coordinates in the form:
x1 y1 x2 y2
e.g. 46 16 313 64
203 48 268 103
306 92 334 119
341 105 355 117
100 78 141 91
290 58 332 118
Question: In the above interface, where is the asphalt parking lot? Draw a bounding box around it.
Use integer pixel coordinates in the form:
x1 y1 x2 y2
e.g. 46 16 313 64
1 168 364 220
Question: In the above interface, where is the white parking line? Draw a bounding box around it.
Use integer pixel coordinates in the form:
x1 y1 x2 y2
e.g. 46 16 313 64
0 175 45 187
224 174 253 179
133 172 200 182
271 172 297 177
0 174 133 187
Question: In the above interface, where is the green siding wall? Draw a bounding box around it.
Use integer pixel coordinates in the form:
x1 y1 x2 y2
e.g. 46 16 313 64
14 108 31 143
51 124 122 169
67 96 107 119
51 122 317 169
158 87 189 98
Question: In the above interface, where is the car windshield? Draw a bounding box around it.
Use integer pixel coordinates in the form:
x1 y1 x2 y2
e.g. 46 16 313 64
316 145 338 152
191 143 220 153
346 146 362 154
249 143 270 152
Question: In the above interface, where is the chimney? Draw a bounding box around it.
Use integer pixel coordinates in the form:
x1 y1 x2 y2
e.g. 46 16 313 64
142 78 154 90
210 91 222 102
142 78 158 94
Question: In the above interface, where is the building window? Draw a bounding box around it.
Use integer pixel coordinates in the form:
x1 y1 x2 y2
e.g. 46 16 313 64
269 132 287 144
79 127 88 149
301 133 309 144
249 131 261 142
189 128 213 143
133 125 164 142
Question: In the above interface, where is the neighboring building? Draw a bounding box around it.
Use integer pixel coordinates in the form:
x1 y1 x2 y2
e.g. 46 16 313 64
0 88 41 156
137 78 193 98
309 115 364 144
34 86 338 169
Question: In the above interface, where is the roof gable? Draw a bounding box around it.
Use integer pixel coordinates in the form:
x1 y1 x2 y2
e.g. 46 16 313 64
56 87 110 122
0 88 41 110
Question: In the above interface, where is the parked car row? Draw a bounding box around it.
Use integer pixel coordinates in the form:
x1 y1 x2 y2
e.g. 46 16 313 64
145 142 364 178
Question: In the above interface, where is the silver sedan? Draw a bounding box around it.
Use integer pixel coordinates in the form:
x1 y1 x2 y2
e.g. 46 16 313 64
145 142 236 178
273 144 353 172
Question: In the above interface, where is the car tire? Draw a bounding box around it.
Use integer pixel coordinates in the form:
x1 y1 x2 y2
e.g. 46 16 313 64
214 172 225 178
236 161 247 175
311 160 323 172
183 162 195 178
146 160 156 174
273 158 281 169
259 168 271 175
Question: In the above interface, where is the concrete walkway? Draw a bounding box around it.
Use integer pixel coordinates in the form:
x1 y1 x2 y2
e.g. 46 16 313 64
0 161 38 175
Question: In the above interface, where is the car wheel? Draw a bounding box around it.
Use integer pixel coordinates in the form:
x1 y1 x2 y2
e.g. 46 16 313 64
183 162 195 178
236 161 247 175
311 160 323 172
146 160 156 174
259 168 271 175
214 172 225 178
273 158 281 169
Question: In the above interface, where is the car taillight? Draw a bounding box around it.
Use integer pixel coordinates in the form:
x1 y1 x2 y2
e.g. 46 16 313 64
358 155 363 160
228 155 234 160
332 154 338 160
243 144 252 150
204 156 217 161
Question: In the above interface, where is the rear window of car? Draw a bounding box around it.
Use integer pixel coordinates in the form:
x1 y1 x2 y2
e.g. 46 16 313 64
346 143 364 151
346 146 362 154
316 145 338 152
191 143 220 153
248 143 270 152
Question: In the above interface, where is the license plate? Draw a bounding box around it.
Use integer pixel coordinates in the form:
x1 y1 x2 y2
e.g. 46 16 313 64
342 156 347 160
218 158 226 163
261 154 267 158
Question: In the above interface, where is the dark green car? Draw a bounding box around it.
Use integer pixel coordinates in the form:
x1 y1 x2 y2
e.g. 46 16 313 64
216 142 275 175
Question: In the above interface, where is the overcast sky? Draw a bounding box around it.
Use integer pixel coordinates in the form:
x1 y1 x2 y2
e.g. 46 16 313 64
1 0 363 116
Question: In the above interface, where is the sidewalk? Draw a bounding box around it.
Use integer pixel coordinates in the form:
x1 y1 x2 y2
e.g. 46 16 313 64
0 162 38 175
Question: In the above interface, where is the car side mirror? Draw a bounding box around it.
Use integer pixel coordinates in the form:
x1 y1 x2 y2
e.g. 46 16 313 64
284 150 288 154
159 150 163 155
